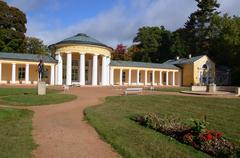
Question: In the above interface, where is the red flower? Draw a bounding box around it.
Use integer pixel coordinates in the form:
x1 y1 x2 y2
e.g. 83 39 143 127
216 132 223 137
207 133 213 141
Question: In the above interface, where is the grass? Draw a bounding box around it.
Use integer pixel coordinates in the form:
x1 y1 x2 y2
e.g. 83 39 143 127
154 87 191 92
0 87 59 96
0 108 37 158
0 87 77 106
85 94 240 158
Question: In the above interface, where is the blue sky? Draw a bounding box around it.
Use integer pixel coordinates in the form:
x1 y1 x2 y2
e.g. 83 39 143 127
6 0 240 47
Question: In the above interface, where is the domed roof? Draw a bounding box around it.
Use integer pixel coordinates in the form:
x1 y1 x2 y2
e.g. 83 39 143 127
50 33 112 49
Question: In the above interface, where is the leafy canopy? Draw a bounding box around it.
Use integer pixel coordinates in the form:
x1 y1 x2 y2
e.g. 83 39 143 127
0 1 27 53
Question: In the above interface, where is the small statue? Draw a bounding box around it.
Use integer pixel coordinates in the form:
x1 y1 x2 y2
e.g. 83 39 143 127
38 60 44 81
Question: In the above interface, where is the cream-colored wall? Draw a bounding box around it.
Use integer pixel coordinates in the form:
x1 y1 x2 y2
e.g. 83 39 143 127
131 70 137 84
29 65 38 82
54 44 112 57
193 56 215 85
2 64 11 82
114 69 120 84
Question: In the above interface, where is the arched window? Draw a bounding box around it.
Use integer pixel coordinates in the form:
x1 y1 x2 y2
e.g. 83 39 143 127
202 64 208 70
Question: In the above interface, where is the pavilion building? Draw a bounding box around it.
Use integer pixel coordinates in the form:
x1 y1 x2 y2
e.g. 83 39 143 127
0 33 215 87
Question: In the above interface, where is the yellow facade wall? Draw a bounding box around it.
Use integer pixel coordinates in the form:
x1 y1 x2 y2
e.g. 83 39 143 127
55 44 112 57
2 64 11 83
0 60 55 84
29 65 38 83
182 64 194 86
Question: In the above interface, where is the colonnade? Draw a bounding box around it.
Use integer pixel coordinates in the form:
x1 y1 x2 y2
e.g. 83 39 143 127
0 62 55 85
110 68 180 86
55 52 110 86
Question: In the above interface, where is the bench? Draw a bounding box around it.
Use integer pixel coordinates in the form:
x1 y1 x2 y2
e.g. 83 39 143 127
125 88 143 95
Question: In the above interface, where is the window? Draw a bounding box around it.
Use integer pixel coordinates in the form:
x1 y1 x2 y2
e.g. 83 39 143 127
72 60 79 81
72 69 78 81
122 71 126 82
139 72 141 82
18 67 25 80
43 68 48 79
163 73 166 82
150 72 152 82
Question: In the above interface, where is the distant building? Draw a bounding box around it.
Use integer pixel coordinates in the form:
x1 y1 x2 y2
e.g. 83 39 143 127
215 65 231 86
164 55 215 86
0 33 216 87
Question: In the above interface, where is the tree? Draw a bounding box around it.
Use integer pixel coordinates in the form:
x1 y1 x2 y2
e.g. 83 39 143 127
185 0 220 55
26 37 49 55
111 44 127 60
133 26 173 63
209 14 240 85
170 32 189 57
0 1 27 53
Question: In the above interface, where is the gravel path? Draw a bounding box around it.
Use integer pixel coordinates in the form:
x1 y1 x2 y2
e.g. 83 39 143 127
30 87 122 158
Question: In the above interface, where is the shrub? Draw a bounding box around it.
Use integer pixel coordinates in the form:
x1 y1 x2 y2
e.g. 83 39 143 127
133 113 240 157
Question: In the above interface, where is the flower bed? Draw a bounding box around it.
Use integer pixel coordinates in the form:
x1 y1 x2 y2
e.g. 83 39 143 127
132 113 240 157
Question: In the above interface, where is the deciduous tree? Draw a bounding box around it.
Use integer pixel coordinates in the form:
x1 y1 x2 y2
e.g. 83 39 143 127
0 1 27 53
26 37 49 55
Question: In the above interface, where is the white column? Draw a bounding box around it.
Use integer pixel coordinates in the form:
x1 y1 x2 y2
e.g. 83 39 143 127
0 63 2 83
119 68 123 86
110 68 114 85
136 69 140 85
25 64 30 84
172 71 175 86
144 70 148 85
56 53 63 85
79 53 85 85
92 54 98 86
50 65 55 85
106 57 110 85
166 71 169 86
152 70 155 85
66 52 72 85
159 71 162 85
101 56 107 85
11 63 16 84
128 69 131 85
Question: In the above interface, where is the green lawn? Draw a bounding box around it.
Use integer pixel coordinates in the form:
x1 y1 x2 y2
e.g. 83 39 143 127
0 87 77 106
0 87 58 96
154 87 191 92
0 108 37 158
85 95 240 158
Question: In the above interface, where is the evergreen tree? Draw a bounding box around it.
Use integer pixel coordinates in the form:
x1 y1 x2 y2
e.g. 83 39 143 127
185 0 220 55
0 1 27 53
170 32 189 57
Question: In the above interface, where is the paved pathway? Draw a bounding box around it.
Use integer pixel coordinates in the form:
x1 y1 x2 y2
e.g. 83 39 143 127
30 87 122 158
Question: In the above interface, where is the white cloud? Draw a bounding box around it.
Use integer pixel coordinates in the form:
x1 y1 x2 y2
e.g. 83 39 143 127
6 0 47 12
8 0 240 48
